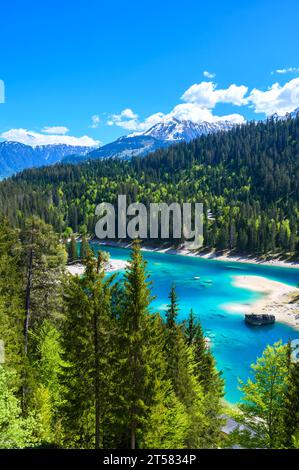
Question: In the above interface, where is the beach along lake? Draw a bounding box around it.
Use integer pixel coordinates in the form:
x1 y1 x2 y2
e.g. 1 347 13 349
91 243 299 403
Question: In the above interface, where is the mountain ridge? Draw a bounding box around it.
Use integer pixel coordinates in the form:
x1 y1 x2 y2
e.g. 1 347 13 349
0 142 92 179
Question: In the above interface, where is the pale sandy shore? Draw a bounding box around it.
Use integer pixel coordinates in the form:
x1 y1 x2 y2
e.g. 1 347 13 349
66 259 127 276
223 275 299 330
80 241 299 329
96 240 299 269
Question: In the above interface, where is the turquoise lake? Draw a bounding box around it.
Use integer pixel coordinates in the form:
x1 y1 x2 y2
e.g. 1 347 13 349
91 243 299 403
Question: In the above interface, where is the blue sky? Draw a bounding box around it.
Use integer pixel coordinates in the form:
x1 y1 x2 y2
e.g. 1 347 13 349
0 0 299 146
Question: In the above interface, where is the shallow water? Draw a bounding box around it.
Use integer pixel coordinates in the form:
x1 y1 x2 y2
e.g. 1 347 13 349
92 243 299 403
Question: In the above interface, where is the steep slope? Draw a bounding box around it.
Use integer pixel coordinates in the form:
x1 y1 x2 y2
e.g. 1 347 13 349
64 117 236 164
63 135 168 163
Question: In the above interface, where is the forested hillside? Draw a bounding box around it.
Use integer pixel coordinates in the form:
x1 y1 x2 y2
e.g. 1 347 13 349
0 223 225 448
0 116 298 256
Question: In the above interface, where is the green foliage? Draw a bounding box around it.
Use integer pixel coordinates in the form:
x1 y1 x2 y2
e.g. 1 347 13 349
61 254 115 448
0 366 38 448
1 215 297 450
1 116 299 256
283 345 299 447
239 341 289 448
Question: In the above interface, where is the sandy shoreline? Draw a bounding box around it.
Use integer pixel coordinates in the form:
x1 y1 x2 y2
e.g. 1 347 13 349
70 241 299 330
66 258 127 276
95 240 299 269
223 275 299 330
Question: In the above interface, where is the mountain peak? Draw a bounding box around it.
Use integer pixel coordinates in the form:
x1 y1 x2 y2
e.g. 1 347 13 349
140 117 235 142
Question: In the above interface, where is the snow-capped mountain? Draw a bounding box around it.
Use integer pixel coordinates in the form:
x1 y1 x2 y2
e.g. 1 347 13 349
0 142 92 179
136 117 236 142
3 109 298 177
63 117 237 165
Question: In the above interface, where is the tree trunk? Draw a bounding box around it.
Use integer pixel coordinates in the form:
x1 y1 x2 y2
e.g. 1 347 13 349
93 312 100 449
24 247 33 356
131 421 136 450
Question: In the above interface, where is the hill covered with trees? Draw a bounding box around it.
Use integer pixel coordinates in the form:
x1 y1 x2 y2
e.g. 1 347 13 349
0 115 298 257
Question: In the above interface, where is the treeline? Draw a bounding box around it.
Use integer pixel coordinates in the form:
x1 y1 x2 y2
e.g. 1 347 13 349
0 116 298 256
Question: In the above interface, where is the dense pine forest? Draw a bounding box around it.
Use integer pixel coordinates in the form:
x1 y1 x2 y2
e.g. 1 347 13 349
1 217 299 449
1 116 299 449
0 116 298 257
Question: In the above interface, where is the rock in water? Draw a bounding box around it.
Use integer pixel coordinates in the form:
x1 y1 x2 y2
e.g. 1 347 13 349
244 313 276 326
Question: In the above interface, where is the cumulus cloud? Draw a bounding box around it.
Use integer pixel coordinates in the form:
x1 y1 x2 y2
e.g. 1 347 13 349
1 128 100 147
181 81 248 107
248 78 299 115
271 67 299 75
107 81 247 132
90 114 100 128
203 70 216 79
41 126 69 135
166 103 245 124
107 109 164 132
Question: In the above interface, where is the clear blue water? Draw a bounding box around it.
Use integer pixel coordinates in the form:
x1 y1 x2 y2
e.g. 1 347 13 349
91 243 299 403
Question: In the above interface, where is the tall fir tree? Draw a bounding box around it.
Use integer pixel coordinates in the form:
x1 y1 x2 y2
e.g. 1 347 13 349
119 240 175 449
61 253 115 448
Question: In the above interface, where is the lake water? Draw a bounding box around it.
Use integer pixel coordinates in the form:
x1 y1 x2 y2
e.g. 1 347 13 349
91 243 299 403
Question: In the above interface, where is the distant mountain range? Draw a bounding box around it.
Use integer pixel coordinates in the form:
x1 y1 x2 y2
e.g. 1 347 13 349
1 110 298 179
0 142 91 179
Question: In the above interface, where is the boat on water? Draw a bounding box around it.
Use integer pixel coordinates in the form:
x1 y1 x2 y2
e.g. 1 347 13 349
244 313 275 326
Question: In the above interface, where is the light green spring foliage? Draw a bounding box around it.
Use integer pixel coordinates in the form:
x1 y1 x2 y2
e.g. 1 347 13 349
1 216 297 449
0 366 39 448
139 385 188 449
283 346 299 448
239 341 289 448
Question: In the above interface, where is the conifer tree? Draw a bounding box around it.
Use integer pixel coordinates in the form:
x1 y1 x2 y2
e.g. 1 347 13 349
166 285 179 329
185 310 223 394
80 234 90 261
69 235 77 262
119 240 170 449
61 254 115 448
20 216 66 357
184 310 224 446
0 217 24 385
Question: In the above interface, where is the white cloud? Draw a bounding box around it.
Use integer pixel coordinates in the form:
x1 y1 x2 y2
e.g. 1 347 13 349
108 81 247 132
248 78 299 115
107 108 163 131
181 81 248 108
41 126 69 135
109 75 299 133
1 128 100 147
271 67 299 75
203 70 216 79
166 103 245 124
90 114 100 129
